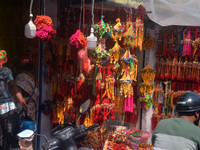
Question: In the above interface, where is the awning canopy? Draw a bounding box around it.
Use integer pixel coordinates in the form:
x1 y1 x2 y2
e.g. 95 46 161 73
143 0 200 26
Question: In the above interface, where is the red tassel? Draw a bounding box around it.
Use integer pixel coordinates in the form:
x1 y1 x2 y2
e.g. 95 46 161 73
198 85 200 93
152 116 157 131
183 83 187 91
172 82 177 91
180 83 184 91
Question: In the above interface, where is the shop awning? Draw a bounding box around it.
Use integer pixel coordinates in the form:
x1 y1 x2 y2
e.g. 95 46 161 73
143 0 200 26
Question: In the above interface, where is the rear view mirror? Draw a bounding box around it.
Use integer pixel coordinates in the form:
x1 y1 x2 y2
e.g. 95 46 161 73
79 99 91 114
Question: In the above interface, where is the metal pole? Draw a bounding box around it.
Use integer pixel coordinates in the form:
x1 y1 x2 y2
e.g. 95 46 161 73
140 23 147 130
37 0 44 149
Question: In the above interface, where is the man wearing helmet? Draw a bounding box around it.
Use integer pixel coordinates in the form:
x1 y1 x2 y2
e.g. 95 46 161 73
152 92 200 150
0 50 27 149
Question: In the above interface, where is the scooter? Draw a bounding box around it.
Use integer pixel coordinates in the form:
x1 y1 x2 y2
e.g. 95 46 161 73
18 99 100 150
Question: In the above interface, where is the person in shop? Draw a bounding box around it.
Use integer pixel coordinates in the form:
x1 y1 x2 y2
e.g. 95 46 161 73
152 91 200 150
15 55 39 150
0 50 28 150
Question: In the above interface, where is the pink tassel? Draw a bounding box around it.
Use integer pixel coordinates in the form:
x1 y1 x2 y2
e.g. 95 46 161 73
84 57 91 72
78 49 86 73
183 28 192 56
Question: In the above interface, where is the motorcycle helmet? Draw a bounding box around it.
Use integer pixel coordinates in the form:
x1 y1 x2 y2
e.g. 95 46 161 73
18 55 32 67
176 92 200 112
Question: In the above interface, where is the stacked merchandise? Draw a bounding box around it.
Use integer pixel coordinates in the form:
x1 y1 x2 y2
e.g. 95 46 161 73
78 127 152 150
152 26 200 130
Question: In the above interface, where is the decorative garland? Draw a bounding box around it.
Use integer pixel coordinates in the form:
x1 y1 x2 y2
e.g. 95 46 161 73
93 16 112 39
34 15 56 41
70 30 87 49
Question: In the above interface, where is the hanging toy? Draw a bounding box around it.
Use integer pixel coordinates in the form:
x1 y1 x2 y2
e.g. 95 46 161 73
135 5 146 51
0 50 7 68
93 15 112 39
120 48 135 75
70 30 87 49
34 15 56 41
109 18 126 64
123 22 137 48
142 33 155 51
139 62 156 110
111 18 126 42
109 41 122 64
88 39 110 64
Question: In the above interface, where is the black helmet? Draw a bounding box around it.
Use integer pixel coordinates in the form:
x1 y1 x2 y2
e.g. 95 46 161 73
176 92 200 112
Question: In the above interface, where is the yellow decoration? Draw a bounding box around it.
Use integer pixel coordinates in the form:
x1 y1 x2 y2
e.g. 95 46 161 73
142 33 155 51
123 22 137 48
135 18 144 51
140 62 156 84
192 38 200 58
109 42 121 64
43 42 52 65
130 57 138 81
54 37 67 66
139 62 156 110
111 18 126 42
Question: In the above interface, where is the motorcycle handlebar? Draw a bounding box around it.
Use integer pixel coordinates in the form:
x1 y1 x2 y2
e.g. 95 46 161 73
86 124 100 131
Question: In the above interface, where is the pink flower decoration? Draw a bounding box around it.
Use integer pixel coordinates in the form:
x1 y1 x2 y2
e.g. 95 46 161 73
36 26 56 41
70 30 87 49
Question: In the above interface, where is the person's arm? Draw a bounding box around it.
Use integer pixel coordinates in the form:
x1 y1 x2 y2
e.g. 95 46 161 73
8 80 28 111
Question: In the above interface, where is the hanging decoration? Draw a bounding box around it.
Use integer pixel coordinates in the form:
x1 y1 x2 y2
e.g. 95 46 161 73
111 18 126 42
34 15 56 41
142 33 156 51
139 62 156 110
70 30 87 49
88 39 110 64
47 5 152 148
109 42 122 64
109 18 126 64
123 22 137 48
192 27 200 58
183 28 192 56
93 15 112 39
135 5 146 51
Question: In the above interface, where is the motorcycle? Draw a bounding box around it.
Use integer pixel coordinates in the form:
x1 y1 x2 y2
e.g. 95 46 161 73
18 99 100 150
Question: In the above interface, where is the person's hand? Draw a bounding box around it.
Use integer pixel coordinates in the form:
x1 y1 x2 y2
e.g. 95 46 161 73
20 100 28 112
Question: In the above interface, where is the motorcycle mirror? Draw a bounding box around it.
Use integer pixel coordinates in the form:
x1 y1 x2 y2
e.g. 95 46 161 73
79 99 91 114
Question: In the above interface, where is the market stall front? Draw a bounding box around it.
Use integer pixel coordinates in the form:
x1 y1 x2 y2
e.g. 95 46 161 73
2 0 200 149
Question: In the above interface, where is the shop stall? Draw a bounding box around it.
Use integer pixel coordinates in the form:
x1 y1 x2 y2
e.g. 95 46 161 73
2 0 200 149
